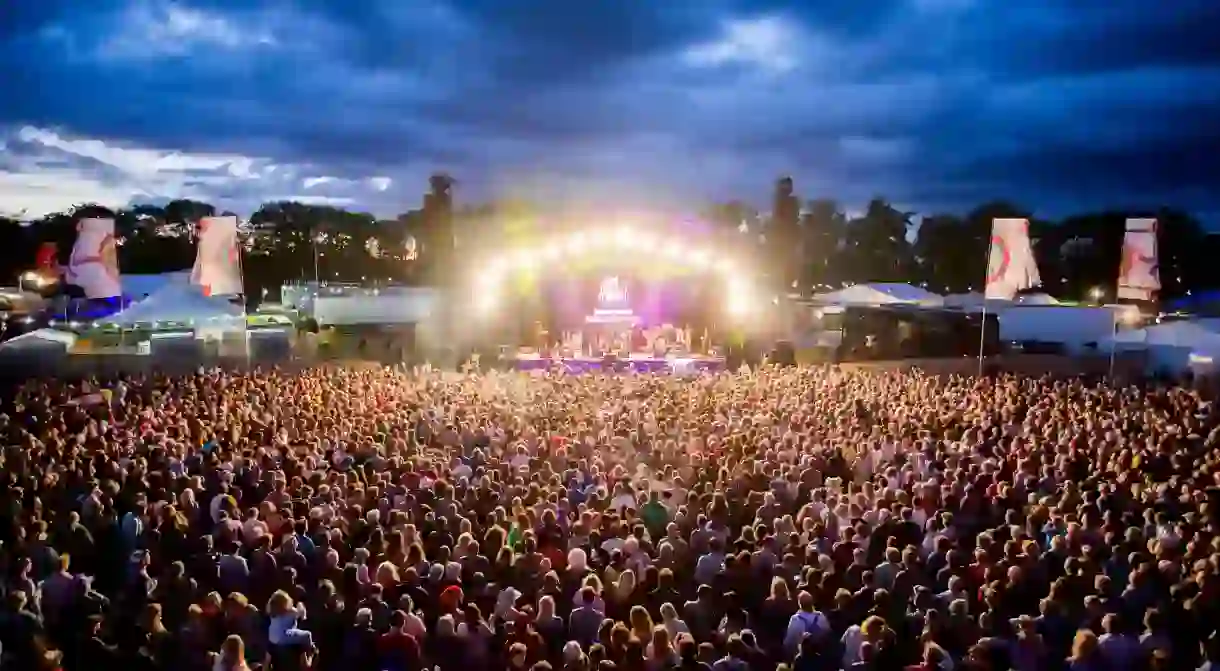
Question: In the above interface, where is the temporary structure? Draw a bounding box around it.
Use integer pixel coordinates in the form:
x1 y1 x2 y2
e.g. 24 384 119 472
1015 293 1060 306
812 283 942 306
1106 319 1220 374
122 271 191 299
98 281 243 328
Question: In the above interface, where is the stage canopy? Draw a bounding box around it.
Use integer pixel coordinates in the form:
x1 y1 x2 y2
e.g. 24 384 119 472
813 283 942 306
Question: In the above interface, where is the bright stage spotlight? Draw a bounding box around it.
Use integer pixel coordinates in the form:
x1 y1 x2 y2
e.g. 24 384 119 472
659 239 684 259
474 292 498 316
691 250 712 268
541 243 562 260
510 251 538 271
613 226 634 246
564 233 589 253
472 275 500 316
725 280 755 318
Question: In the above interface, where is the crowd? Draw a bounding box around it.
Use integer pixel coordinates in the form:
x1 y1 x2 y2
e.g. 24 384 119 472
0 363 1219 671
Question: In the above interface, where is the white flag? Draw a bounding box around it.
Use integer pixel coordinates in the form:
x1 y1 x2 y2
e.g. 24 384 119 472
67 217 121 298
191 216 243 296
1117 218 1159 301
985 218 1040 299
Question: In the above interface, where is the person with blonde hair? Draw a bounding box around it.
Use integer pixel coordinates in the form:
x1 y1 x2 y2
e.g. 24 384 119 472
536 594 566 643
266 589 313 662
629 605 655 642
646 624 680 670
607 568 636 621
375 561 400 589
213 634 250 671
1069 629 1103 671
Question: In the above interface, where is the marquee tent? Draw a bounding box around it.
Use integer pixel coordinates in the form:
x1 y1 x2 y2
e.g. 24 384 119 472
1106 318 1220 374
1015 293 1060 306
99 281 244 328
812 283 942 306
122 271 191 299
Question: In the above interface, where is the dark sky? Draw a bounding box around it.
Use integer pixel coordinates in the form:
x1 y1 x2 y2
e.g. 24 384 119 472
1 0 1217 221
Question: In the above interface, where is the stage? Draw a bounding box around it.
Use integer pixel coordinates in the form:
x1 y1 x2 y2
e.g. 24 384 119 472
512 353 726 374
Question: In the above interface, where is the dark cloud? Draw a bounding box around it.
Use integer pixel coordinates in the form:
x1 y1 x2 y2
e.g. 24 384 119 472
0 0 1216 222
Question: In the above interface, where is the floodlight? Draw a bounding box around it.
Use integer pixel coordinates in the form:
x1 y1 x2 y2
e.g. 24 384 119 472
725 280 754 318
474 294 498 316
485 258 509 278
512 251 539 272
564 233 589 253
634 232 657 249
1116 306 1142 326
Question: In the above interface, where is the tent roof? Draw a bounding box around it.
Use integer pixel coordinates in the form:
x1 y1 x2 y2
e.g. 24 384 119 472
122 271 191 298
1111 319 1220 348
813 283 941 306
1016 293 1060 305
100 282 243 326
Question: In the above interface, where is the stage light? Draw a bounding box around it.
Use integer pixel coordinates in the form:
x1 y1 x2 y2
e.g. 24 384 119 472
541 243 562 260
691 250 712 268
485 258 510 279
660 239 683 259
474 292 498 317
725 280 755 318
511 251 539 272
613 226 634 246
564 233 589 253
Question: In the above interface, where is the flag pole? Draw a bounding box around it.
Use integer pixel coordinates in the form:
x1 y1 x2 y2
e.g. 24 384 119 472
977 236 993 377
312 229 321 285
237 218 250 366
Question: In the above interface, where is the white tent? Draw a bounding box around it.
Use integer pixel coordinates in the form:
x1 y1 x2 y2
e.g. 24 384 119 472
943 292 986 308
813 283 941 306
100 281 243 327
1106 319 1220 374
1016 293 1060 306
122 271 191 299
942 292 1014 311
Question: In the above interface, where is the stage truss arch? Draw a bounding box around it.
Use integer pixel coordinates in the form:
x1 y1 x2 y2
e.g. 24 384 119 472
470 226 759 319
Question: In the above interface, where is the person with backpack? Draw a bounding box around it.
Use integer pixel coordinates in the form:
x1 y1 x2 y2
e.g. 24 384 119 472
783 592 830 659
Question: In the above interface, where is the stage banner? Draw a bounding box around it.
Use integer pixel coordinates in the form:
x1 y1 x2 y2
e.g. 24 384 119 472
67 218 121 299
985 218 1041 299
1117 218 1159 302
192 216 243 296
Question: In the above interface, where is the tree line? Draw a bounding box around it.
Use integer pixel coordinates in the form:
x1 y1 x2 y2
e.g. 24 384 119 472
1 175 1216 301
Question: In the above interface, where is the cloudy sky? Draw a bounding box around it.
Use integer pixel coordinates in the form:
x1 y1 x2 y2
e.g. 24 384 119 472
1 0 1217 221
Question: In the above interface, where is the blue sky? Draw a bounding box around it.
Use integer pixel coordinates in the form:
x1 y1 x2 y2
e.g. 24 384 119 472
1 0 1217 221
